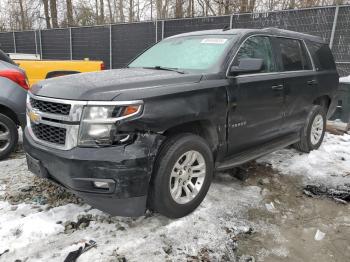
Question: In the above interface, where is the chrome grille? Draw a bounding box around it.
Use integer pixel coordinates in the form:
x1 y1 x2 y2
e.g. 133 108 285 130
31 123 66 145
27 94 84 150
30 97 71 115
27 93 142 150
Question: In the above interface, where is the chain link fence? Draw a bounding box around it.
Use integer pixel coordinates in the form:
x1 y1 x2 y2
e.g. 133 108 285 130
0 5 349 76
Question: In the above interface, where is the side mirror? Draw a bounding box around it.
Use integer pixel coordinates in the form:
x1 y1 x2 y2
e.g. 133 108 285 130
230 58 264 75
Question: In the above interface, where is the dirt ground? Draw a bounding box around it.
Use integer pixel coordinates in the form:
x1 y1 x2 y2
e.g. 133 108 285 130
233 163 350 262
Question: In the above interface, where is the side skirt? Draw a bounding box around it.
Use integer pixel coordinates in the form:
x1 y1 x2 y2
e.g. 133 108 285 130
215 133 300 171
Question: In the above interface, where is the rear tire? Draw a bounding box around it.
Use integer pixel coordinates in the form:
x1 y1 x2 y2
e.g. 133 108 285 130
148 133 213 218
0 113 18 160
293 105 326 153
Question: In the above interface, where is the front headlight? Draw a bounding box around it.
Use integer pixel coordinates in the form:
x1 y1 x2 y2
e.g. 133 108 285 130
78 103 142 147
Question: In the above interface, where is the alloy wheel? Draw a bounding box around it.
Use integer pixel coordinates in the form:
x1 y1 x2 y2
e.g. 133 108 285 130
310 114 324 145
169 150 206 204
0 122 10 153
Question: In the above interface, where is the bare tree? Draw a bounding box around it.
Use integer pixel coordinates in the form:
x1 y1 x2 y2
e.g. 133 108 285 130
18 0 26 30
118 0 125 22
175 0 184 18
100 0 105 23
42 0 51 28
186 0 194 17
66 0 74 26
95 0 99 23
156 0 169 19
107 0 114 23
129 0 134 22
0 0 347 31
50 0 58 28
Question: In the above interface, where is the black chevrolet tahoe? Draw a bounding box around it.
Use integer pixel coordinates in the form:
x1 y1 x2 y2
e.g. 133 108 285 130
24 28 339 218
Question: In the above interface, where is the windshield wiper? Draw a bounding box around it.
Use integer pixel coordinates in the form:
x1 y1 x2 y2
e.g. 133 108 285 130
142 66 185 74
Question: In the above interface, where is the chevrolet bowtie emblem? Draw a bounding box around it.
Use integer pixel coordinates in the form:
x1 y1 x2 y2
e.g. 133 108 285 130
28 110 41 124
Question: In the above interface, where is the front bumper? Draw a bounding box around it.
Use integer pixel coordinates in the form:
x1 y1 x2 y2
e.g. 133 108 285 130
24 127 164 217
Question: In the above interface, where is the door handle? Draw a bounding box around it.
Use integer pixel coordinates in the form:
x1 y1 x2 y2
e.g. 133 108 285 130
307 80 317 86
271 84 284 91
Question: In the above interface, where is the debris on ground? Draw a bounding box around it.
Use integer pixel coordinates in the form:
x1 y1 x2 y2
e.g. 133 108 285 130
186 247 212 262
265 202 276 212
238 255 256 262
109 250 127 262
0 249 9 257
64 240 97 262
223 226 255 261
303 184 350 203
3 176 82 207
314 229 326 241
64 214 93 234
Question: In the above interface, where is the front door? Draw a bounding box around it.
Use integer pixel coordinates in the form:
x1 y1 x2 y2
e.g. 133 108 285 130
227 35 285 155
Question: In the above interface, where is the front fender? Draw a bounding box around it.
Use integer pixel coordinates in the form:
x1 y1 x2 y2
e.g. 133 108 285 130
116 83 228 159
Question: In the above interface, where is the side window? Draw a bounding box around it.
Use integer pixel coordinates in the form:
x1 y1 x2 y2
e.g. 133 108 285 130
278 38 311 71
233 36 277 73
306 41 336 71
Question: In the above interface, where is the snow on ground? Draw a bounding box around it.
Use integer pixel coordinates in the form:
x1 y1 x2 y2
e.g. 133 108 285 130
0 132 349 261
0 157 262 261
258 133 350 187
339 75 350 83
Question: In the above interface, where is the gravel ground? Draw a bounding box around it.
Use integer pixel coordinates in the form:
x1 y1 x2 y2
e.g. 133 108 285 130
0 132 349 261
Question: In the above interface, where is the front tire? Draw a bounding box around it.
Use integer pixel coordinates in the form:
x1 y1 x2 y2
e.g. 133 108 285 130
0 113 18 160
294 105 326 153
149 134 213 218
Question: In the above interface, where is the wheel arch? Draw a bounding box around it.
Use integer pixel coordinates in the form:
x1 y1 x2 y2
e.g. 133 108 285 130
162 120 219 159
313 95 331 112
0 104 19 126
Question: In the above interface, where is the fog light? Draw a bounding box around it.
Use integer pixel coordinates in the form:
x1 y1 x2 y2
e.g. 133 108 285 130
93 181 110 189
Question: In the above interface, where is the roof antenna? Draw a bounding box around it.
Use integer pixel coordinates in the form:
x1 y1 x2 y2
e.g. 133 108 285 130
223 25 230 31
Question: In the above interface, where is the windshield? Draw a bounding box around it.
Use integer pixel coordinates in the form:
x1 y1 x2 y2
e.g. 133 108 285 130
129 34 236 71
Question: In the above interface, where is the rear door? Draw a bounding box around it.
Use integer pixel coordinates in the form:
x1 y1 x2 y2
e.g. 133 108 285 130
305 41 339 117
274 37 316 134
227 35 285 155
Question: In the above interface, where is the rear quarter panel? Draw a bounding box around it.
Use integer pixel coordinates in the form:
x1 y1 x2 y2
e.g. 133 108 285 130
0 77 27 127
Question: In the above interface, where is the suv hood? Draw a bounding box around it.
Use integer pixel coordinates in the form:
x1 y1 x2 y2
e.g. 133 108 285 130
30 68 203 101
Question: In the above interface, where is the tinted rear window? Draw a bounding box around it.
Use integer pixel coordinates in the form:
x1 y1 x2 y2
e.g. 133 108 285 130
306 42 336 71
278 38 311 71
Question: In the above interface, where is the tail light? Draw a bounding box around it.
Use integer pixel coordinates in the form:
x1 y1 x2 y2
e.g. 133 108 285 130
100 62 106 70
0 69 29 90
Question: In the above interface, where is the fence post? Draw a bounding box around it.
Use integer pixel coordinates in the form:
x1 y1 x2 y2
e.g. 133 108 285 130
69 28 73 60
230 14 233 29
12 31 16 53
34 30 38 55
162 20 165 40
155 18 158 42
109 24 113 69
39 30 43 59
329 5 340 49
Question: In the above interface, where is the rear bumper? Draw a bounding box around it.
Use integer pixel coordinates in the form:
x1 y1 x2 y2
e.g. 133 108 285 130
24 128 164 216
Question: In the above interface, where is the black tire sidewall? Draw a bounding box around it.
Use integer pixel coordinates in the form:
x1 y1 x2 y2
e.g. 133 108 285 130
151 134 213 218
0 113 18 160
305 106 326 151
